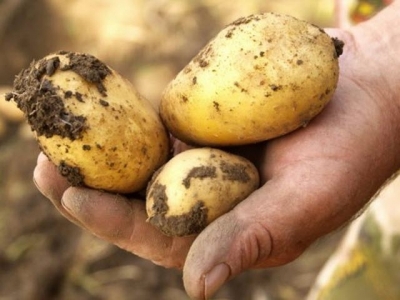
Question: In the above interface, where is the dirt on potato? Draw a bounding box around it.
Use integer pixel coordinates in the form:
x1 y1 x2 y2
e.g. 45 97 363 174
332 37 345 57
58 160 85 186
6 51 112 140
5 51 116 186
182 165 217 188
6 54 85 140
147 181 209 237
219 160 253 183
59 51 112 96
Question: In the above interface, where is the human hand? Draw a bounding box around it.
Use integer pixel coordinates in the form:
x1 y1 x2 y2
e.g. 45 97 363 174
33 3 400 299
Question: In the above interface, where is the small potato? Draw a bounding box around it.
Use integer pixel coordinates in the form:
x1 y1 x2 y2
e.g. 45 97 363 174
6 51 169 193
160 13 343 146
146 148 260 236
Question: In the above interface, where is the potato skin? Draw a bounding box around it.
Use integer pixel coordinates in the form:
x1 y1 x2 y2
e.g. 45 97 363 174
9 52 169 193
160 13 340 146
146 148 260 236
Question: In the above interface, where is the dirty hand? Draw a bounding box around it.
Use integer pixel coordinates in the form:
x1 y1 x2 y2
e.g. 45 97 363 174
33 3 400 299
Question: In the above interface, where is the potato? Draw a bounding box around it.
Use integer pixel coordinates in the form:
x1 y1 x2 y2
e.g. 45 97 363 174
6 51 169 193
146 148 260 236
160 13 343 146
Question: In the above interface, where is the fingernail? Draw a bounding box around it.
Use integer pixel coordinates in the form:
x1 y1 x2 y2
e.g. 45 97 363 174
60 197 71 211
204 263 231 299
61 189 86 214
61 195 79 214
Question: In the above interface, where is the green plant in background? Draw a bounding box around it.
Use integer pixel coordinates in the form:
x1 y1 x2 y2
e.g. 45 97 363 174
308 2 400 298
350 0 393 23
307 172 400 300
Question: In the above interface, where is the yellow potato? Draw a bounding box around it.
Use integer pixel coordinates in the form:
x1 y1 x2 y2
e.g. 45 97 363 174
146 148 260 236
160 13 342 146
6 51 169 193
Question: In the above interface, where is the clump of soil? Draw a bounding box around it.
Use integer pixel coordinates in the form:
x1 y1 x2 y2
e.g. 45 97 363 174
5 51 112 140
332 37 345 58
58 160 85 186
192 43 214 68
147 182 208 237
4 51 112 186
182 166 217 188
59 51 111 96
220 160 251 183
5 54 83 140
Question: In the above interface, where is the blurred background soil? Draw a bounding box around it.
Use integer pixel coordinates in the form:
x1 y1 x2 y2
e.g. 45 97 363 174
0 1 346 299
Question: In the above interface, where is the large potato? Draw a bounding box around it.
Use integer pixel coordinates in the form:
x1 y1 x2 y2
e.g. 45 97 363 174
160 13 342 146
146 148 260 236
6 51 169 193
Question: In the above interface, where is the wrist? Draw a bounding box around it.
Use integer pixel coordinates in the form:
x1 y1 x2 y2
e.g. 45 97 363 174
349 2 400 169
351 1 400 96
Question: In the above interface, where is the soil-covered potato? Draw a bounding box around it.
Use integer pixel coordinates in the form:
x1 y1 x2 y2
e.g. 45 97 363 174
160 12 343 146
146 148 260 236
5 51 169 193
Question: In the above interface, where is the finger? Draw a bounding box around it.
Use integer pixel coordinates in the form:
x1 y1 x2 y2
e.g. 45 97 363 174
182 185 276 300
33 152 84 226
33 152 70 201
61 187 196 268
34 152 196 267
171 137 195 156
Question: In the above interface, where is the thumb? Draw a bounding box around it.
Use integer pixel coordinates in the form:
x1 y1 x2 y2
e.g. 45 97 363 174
182 189 273 300
182 173 323 299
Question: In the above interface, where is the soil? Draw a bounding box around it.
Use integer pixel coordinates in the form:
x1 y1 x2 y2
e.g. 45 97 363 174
58 160 85 187
219 160 252 183
332 37 345 58
59 52 111 97
182 166 217 188
5 51 117 186
192 44 213 69
147 181 209 237
7 51 112 140
7 56 87 140
160 200 208 236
